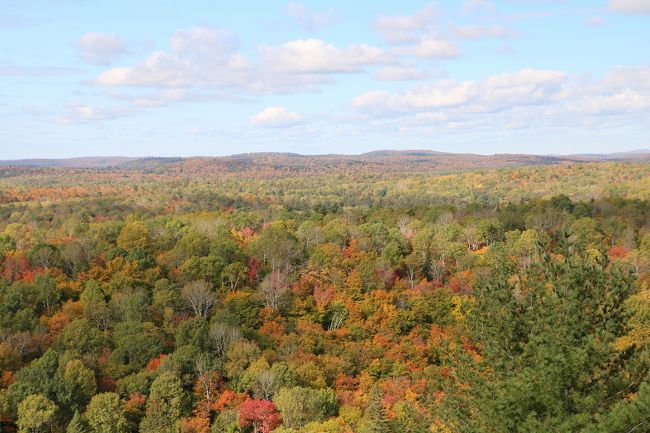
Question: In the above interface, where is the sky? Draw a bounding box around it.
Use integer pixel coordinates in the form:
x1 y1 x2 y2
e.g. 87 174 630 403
1 0 649 159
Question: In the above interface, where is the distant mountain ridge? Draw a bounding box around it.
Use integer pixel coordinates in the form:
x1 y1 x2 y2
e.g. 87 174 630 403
0 156 138 168
1 150 649 174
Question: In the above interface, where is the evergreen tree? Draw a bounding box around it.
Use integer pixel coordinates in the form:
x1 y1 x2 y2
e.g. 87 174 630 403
362 386 391 433
66 410 88 433
441 236 640 433
587 381 650 433
139 372 185 433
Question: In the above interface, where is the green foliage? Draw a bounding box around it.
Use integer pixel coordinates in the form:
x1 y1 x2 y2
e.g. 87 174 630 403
442 237 639 433
0 233 16 259
273 386 338 429
139 373 185 433
108 321 164 377
61 359 96 409
6 349 61 414
361 386 391 433
2 162 650 432
57 319 104 355
84 393 128 433
65 410 89 433
116 221 151 251
17 394 58 433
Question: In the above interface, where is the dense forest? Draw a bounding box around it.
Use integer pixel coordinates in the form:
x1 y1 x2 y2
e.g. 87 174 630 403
1 157 649 433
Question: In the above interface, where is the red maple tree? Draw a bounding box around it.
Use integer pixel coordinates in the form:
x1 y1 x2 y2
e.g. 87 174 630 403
238 399 282 433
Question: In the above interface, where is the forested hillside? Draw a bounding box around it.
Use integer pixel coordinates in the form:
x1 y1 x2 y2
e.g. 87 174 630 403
4 149 650 173
0 160 649 433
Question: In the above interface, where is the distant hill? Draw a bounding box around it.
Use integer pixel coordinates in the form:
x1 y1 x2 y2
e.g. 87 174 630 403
2 150 649 175
0 156 138 168
564 149 650 161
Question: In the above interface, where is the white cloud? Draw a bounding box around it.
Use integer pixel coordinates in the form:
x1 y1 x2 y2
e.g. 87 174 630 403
601 66 650 91
77 33 126 65
374 5 461 60
169 27 238 54
352 68 565 115
452 24 517 40
373 3 514 62
373 64 429 81
286 2 338 32
57 103 134 124
609 0 650 14
259 39 388 74
374 4 437 43
393 38 460 59
349 66 650 134
96 27 252 88
250 106 303 128
567 90 650 114
95 28 389 96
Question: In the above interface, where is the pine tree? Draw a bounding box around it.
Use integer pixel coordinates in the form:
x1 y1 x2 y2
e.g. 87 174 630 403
66 410 88 433
441 235 640 433
140 372 185 433
362 385 392 433
588 381 650 433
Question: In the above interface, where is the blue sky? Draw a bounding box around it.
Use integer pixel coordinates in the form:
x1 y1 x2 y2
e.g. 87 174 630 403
1 0 649 158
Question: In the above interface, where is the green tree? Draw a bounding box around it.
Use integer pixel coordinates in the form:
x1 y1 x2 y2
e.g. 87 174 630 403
273 386 338 429
57 318 105 354
587 381 650 433
108 321 165 377
84 393 128 433
79 282 111 331
361 386 391 433
442 237 639 433
139 372 185 433
60 359 96 411
17 394 58 433
66 410 89 433
389 401 430 433
0 233 16 260
5 349 60 414
32 273 60 312
221 262 248 292
116 221 151 251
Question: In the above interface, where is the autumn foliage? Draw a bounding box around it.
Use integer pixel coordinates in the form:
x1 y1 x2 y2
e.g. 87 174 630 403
0 161 649 432
238 399 282 433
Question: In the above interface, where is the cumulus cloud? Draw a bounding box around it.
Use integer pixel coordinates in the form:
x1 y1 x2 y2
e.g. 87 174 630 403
374 4 437 44
566 66 650 114
250 106 303 128
96 27 251 88
373 3 513 62
609 0 650 14
352 68 565 115
350 66 650 133
374 5 463 61
258 39 388 74
393 38 460 59
77 33 126 65
95 28 389 95
373 64 429 81
286 2 339 32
